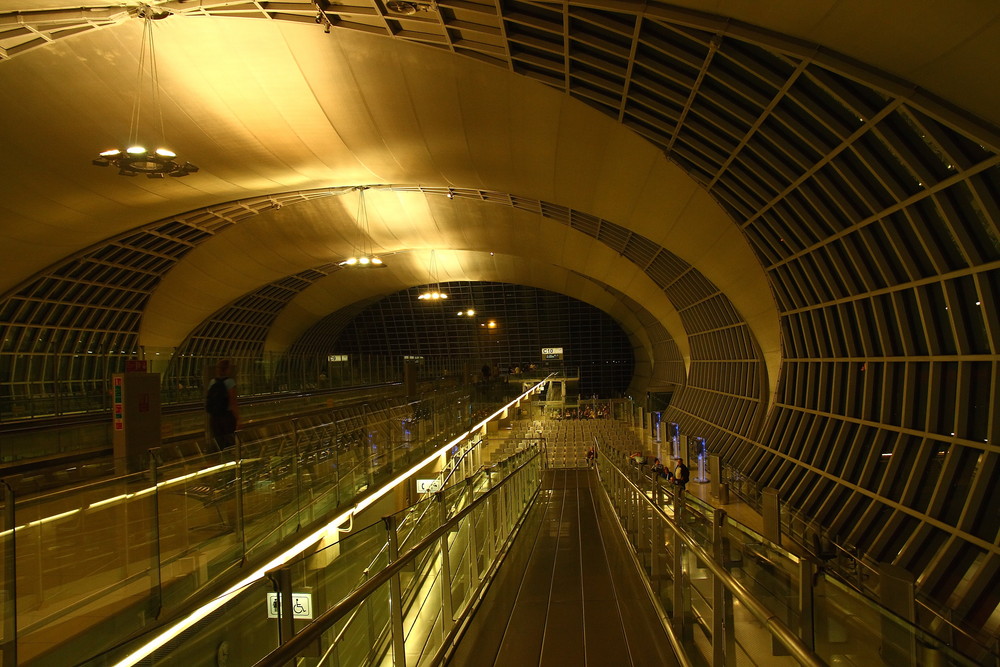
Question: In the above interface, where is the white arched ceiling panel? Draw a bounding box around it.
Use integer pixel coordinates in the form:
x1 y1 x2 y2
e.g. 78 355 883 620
142 194 689 357
262 250 666 377
0 16 775 384
260 236 685 357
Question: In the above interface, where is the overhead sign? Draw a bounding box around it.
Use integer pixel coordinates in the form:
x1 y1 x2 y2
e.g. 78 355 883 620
266 592 313 620
541 347 563 360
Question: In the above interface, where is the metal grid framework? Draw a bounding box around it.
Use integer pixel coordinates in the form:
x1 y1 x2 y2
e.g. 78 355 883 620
393 186 763 436
0 185 731 403
290 280 637 397
0 189 347 398
0 0 998 631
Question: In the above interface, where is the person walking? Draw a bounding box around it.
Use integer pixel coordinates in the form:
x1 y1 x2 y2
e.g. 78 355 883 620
206 359 240 450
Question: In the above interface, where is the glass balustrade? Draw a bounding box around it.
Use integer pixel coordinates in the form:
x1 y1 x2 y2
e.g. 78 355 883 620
6 390 980 667
78 447 542 666
596 441 979 667
0 382 537 665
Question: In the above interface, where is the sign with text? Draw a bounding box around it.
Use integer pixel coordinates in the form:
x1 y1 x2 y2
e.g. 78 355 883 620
541 347 564 360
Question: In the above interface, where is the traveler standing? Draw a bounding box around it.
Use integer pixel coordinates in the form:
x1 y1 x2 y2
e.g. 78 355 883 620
673 457 689 490
206 359 240 450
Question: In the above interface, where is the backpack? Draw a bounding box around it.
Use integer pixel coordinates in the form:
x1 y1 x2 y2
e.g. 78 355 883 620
205 377 230 416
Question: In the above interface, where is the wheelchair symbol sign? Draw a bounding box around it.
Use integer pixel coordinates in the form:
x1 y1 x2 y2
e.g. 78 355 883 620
266 592 313 619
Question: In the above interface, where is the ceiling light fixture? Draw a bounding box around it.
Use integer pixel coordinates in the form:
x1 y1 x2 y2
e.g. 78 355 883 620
385 0 437 15
417 250 447 300
339 186 386 268
92 6 198 178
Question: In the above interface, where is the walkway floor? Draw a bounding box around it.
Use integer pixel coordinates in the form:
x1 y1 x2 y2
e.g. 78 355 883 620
448 468 679 667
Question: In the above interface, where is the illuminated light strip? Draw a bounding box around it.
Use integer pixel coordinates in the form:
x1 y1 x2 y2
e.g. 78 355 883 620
153 461 237 490
0 383 542 539
88 493 134 510
1 461 242 538
23 508 80 528
113 380 548 666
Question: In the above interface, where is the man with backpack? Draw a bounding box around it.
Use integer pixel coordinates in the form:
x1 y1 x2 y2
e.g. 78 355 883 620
673 457 690 491
206 359 240 450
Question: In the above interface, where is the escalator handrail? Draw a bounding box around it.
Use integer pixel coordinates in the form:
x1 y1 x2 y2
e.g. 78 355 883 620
252 449 540 667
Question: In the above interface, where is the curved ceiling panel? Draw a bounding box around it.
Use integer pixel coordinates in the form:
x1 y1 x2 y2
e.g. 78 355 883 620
2 1 997 131
1 1 998 641
259 241 680 352
0 18 774 367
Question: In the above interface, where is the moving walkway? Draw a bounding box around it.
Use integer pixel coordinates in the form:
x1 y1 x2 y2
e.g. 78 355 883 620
3 394 987 666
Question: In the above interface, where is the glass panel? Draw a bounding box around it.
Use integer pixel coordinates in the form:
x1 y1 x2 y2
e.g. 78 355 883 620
3 385 545 665
13 471 157 662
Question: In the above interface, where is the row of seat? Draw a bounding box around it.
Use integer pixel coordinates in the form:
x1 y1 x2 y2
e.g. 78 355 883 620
493 418 642 468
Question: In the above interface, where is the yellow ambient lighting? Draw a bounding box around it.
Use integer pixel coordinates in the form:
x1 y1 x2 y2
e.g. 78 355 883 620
112 379 550 666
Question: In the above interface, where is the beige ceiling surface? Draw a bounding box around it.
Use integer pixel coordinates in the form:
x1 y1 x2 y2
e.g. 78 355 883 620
0 18 760 282
0 16 776 381
641 0 1000 131
260 248 667 374
269 250 671 386
140 190 687 361
12 0 995 397
2 1 996 128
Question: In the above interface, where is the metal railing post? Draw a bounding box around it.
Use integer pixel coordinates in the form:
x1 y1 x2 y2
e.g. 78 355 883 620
234 435 247 560
292 418 302 528
671 523 688 640
360 568 375 664
465 478 480 584
712 509 735 667
268 565 295 645
384 515 406 667
799 558 816 650
484 469 496 564
334 446 341 507
436 492 454 633
1 481 17 667
651 476 664 582
626 468 636 539
148 450 163 618
636 470 648 568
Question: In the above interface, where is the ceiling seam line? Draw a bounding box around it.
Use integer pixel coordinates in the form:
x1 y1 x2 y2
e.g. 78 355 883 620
776 260 1000 316
762 155 1000 271
667 405 1000 556
737 97 904 230
664 33 721 158
706 59 810 190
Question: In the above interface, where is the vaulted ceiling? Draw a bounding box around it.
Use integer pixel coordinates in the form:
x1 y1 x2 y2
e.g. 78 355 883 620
1 0 999 641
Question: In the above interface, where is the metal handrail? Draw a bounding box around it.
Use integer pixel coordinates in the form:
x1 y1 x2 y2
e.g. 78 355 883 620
344 436 482 608
599 451 824 667
252 450 540 667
